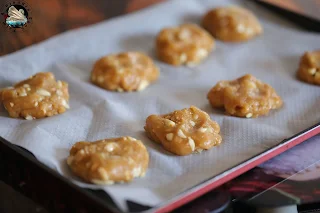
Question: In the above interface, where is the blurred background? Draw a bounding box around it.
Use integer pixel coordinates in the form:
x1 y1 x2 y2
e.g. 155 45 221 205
1 0 320 56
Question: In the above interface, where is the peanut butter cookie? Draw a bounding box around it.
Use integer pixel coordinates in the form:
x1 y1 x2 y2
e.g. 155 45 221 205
202 6 263 42
144 106 222 156
67 136 149 185
297 50 320 85
207 74 282 118
0 72 69 120
91 52 159 92
156 24 215 66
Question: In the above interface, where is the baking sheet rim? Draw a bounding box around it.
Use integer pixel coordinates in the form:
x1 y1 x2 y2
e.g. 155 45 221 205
151 122 320 213
1 122 319 213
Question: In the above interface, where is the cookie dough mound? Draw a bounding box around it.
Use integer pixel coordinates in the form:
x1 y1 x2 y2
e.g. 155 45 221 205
156 24 215 66
0 72 69 120
67 136 149 185
202 6 263 42
297 50 320 85
207 74 282 118
91 52 159 92
144 106 222 156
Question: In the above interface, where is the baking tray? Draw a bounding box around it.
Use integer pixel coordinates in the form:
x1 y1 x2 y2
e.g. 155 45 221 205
1 0 320 212
1 124 319 213
252 0 320 32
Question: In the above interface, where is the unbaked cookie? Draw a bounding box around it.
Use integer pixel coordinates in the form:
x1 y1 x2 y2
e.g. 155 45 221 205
207 74 282 118
202 6 263 42
0 72 69 120
297 50 320 85
156 24 215 66
91 52 159 92
67 136 149 185
144 106 222 156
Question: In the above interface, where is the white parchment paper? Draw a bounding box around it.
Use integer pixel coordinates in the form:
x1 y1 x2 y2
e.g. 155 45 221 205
0 0 319 212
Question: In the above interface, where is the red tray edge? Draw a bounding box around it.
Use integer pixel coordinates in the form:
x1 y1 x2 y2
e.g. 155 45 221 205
153 124 320 213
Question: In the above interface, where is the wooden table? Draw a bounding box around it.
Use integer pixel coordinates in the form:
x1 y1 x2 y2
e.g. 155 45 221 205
0 0 164 56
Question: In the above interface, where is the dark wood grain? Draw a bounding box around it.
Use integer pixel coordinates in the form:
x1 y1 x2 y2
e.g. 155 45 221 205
0 0 165 56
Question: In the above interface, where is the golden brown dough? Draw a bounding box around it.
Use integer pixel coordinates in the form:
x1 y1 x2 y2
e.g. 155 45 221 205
67 136 149 185
91 52 159 92
144 106 222 156
297 50 320 85
207 74 282 118
156 24 215 66
0 72 69 120
202 6 263 42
